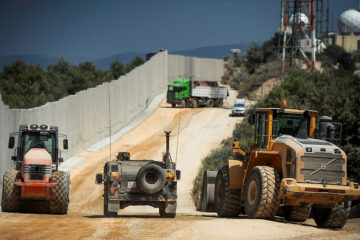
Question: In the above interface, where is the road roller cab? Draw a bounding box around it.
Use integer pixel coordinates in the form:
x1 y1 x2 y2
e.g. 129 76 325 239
1 124 70 214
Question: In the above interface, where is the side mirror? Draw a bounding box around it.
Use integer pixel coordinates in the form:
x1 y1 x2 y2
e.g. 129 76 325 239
59 158 64 163
63 139 68 150
176 170 181 180
8 136 15 149
95 173 103 184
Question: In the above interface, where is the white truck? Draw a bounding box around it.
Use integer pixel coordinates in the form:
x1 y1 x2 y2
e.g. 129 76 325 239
230 98 246 116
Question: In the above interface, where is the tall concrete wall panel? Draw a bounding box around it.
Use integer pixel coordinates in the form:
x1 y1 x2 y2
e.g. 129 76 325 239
168 54 224 82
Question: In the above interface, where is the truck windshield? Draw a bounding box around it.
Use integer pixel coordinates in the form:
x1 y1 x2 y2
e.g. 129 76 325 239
23 132 55 158
168 86 185 92
234 104 245 107
273 113 308 137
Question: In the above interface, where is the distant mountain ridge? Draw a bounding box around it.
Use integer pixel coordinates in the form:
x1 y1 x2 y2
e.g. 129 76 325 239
0 42 257 71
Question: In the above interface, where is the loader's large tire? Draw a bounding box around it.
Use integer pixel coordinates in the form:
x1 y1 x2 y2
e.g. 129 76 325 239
313 201 351 229
283 204 311 222
1 169 20 212
49 171 70 214
215 166 242 217
243 166 280 219
136 163 166 194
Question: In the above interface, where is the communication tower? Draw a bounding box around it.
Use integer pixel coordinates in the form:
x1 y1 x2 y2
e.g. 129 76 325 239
280 0 316 80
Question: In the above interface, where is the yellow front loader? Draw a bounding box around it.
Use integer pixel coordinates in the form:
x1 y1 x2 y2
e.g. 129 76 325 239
200 107 360 228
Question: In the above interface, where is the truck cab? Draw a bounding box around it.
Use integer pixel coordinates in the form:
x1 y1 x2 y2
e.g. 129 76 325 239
167 78 190 107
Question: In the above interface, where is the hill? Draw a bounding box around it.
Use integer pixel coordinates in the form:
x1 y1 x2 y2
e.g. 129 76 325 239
0 42 256 70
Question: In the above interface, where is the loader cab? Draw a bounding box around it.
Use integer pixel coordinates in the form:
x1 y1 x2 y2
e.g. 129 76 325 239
253 108 317 150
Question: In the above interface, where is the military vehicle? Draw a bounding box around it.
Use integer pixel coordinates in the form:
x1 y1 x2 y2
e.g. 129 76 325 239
167 78 228 108
96 131 180 217
1 124 69 214
200 105 360 228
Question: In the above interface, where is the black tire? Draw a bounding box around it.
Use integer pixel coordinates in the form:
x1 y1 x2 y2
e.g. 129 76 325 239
215 99 223 107
159 202 176 218
215 166 242 217
171 103 176 108
191 99 198 108
207 99 215 107
104 184 118 217
283 204 311 222
313 201 351 229
180 100 186 108
136 164 166 194
243 166 280 219
49 171 70 214
1 169 20 212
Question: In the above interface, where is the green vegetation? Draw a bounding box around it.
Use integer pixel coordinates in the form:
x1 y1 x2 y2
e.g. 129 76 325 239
222 33 282 98
0 57 144 109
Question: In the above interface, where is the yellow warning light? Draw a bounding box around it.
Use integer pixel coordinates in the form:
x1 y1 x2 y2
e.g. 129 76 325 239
111 172 120 179
166 173 175 180
281 100 287 107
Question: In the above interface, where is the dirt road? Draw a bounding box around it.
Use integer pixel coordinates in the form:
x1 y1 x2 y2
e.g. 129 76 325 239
1 90 359 240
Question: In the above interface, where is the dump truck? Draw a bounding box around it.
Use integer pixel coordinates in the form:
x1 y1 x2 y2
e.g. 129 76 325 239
96 131 181 217
200 105 360 228
1 124 69 214
167 78 228 108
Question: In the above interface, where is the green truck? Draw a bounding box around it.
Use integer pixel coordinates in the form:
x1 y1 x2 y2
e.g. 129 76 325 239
167 78 228 108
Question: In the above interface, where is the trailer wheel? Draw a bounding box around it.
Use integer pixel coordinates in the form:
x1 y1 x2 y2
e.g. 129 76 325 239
207 99 215 107
49 171 70 214
215 166 242 217
180 100 186 108
137 163 166 194
1 169 20 212
244 166 280 219
313 201 351 229
191 99 198 108
283 204 311 222
215 99 223 107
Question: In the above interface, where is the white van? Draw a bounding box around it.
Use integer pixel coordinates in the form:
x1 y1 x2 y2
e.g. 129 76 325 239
230 98 246 116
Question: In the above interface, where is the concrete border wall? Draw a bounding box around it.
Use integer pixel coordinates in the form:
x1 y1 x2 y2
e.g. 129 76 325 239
168 55 223 82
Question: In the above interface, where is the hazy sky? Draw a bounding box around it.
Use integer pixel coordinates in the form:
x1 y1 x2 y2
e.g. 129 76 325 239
0 0 357 59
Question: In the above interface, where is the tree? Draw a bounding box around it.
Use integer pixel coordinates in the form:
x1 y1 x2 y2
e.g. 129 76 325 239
110 59 124 79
